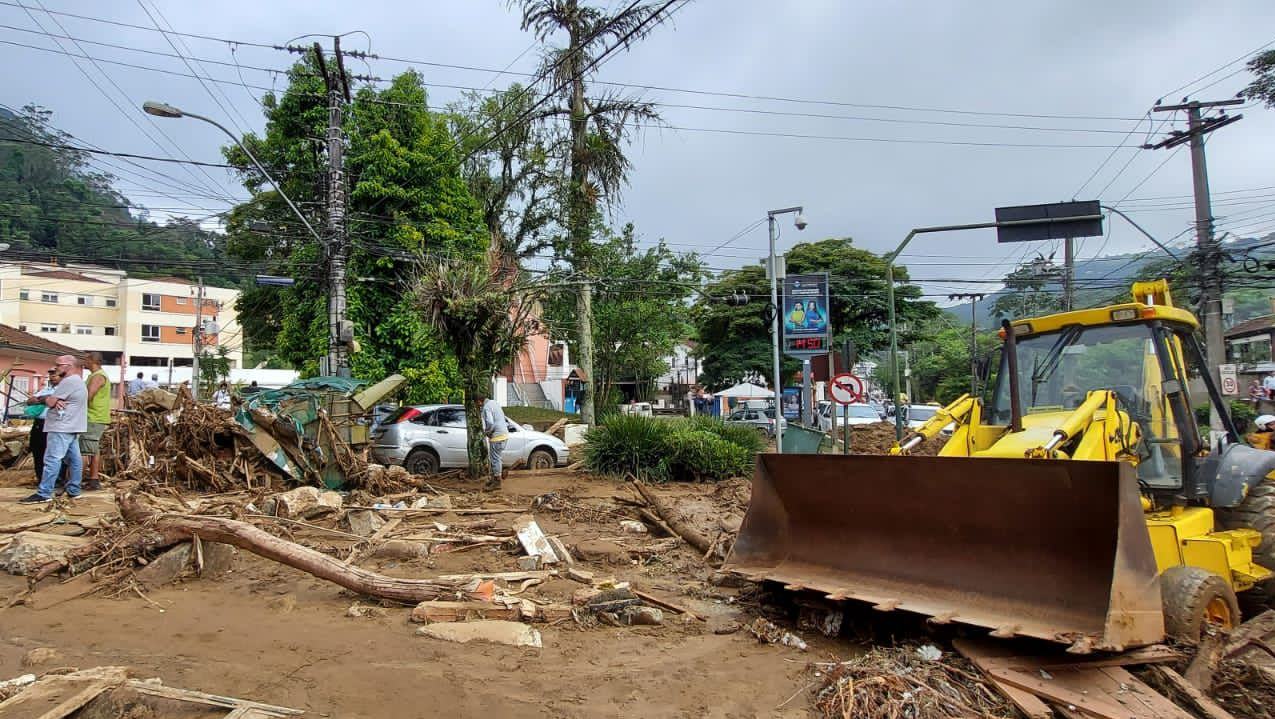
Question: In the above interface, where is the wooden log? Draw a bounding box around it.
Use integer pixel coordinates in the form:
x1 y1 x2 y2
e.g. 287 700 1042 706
632 588 704 621
110 488 501 603
630 479 712 554
1147 666 1236 719
1184 626 1227 690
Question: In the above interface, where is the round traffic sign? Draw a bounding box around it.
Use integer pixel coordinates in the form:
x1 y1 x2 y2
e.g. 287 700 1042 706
1222 376 1238 395
829 373 864 405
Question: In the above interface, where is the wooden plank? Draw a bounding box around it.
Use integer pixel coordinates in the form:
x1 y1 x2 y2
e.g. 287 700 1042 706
33 681 114 719
128 682 304 715
1096 666 1193 718
951 639 1053 719
25 573 101 610
0 515 56 533
987 666 1146 719
1147 666 1236 719
631 588 705 621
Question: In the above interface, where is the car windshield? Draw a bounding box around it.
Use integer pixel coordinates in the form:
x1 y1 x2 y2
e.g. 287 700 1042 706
847 405 878 419
908 406 938 421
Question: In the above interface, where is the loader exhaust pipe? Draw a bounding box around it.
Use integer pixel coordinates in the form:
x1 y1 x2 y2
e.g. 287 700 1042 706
724 454 1164 651
1002 319 1023 433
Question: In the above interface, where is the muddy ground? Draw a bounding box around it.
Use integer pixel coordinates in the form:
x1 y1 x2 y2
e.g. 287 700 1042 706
0 468 865 719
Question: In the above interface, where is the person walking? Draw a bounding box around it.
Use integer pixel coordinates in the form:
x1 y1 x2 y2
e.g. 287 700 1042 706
20 355 87 503
474 391 509 490
80 352 111 492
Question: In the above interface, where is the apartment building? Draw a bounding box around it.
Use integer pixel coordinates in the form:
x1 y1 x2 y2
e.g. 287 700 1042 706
0 261 242 371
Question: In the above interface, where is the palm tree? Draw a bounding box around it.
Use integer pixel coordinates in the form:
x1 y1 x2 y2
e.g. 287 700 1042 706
513 0 677 425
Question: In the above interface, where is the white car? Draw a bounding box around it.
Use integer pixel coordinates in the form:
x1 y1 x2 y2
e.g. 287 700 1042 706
368 404 570 475
817 401 883 432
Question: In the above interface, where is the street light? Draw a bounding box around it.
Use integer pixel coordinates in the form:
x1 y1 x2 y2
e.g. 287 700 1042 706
767 205 807 453
141 101 323 245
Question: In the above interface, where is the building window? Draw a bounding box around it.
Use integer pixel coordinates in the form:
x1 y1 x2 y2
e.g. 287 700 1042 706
176 327 187 335
141 325 160 342
104 326 117 336
40 292 58 303
77 295 92 306
75 325 93 336
39 324 58 334
175 296 187 305
18 289 29 301
18 324 27 332
105 298 117 308
142 293 161 311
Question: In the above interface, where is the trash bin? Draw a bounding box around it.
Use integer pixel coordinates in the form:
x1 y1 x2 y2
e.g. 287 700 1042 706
780 424 825 454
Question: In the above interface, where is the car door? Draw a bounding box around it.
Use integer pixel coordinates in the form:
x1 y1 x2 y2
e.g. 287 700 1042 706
430 407 469 467
502 423 529 464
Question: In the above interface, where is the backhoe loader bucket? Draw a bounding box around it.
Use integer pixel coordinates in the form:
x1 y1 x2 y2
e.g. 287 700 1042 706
724 454 1164 652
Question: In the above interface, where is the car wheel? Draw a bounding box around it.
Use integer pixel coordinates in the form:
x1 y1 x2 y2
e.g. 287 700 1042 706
404 448 440 476
527 448 556 470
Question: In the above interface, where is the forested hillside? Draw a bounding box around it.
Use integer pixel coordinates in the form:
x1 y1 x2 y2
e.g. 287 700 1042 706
0 104 239 287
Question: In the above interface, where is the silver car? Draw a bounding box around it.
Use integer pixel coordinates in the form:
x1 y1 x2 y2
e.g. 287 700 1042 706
369 404 570 475
725 405 786 438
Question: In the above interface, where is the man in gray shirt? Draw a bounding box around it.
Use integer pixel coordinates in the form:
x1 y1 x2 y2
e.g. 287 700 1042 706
474 391 509 490
21 355 88 503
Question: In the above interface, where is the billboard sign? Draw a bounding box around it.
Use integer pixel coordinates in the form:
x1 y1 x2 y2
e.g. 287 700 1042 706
994 200 1103 243
782 272 831 358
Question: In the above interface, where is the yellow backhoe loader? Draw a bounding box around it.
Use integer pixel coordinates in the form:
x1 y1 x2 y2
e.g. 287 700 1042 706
725 280 1275 652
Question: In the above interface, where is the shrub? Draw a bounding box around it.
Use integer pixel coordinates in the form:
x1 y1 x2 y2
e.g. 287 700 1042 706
583 414 760 481
1195 400 1257 431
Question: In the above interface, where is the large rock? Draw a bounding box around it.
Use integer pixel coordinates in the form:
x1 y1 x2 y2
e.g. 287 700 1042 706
134 540 235 588
345 509 386 537
415 620 542 648
0 532 90 575
271 486 321 518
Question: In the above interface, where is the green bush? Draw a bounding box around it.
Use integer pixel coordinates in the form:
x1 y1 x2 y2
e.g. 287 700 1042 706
583 414 759 481
1195 400 1258 431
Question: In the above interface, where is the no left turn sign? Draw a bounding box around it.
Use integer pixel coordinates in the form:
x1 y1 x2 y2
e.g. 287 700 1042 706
830 373 864 405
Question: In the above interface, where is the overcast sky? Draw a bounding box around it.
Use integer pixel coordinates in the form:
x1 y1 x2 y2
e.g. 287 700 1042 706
2 0 1274 304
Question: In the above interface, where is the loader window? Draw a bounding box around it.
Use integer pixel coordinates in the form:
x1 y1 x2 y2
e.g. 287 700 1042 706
990 322 1186 486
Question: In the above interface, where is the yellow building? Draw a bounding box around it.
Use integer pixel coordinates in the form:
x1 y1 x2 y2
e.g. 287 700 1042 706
0 261 242 372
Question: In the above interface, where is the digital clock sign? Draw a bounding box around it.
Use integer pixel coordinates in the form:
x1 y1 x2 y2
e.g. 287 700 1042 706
785 336 826 352
782 272 831 358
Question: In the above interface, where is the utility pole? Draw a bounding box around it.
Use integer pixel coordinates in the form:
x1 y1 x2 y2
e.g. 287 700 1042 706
948 293 985 395
192 276 205 400
1148 98 1243 430
1062 239 1075 311
314 39 352 378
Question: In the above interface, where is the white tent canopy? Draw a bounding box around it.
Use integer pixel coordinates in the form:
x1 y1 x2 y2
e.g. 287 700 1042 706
714 382 773 398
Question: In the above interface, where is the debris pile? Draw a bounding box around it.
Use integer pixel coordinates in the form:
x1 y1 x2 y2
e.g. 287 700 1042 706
812 643 1015 719
0 425 31 469
843 421 942 456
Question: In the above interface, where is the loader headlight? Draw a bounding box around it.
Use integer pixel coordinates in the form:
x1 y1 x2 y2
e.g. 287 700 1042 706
1110 309 1139 322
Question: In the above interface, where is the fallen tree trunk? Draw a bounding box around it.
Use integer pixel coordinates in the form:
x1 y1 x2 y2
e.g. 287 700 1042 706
630 479 712 555
36 487 488 603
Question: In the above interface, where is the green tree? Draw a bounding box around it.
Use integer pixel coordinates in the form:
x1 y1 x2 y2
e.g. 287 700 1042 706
693 237 939 390
909 324 999 405
543 221 705 408
416 253 543 477
1243 50 1275 107
222 64 486 400
514 0 676 426
990 257 1063 320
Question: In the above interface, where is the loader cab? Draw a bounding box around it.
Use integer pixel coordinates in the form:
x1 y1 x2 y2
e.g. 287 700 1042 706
987 310 1232 502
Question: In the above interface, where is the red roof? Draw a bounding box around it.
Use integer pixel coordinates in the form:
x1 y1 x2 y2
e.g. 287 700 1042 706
0 324 80 356
24 269 107 283
1226 315 1275 339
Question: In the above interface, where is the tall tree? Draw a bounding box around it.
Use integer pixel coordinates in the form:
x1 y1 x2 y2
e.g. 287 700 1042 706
1243 50 1275 107
693 237 939 390
222 64 486 398
989 256 1064 320
543 221 705 409
416 251 543 477
514 0 675 426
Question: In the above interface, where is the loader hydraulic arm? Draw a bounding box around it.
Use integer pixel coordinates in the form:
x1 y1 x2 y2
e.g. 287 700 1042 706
892 394 977 454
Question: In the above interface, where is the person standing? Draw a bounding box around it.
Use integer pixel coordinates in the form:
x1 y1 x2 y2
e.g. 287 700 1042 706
144 373 160 390
20 355 87 503
474 391 509 490
212 381 231 410
1264 372 1275 401
1251 378 1266 408
25 368 58 483
80 352 111 492
127 371 146 396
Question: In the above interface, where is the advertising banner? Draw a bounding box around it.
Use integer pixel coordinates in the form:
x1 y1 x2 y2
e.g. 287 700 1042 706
782 272 831 357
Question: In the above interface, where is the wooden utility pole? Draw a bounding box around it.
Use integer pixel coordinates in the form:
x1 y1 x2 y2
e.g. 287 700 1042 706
948 293 986 395
1148 98 1243 429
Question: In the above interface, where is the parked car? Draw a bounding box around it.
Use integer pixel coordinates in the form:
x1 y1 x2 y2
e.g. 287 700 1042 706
816 401 883 432
725 405 787 438
903 404 940 429
369 404 569 475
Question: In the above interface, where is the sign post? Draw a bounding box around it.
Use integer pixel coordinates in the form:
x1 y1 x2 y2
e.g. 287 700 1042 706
830 372 864 455
783 273 831 428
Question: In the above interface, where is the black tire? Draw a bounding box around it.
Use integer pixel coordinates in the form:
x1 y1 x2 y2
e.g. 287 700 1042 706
404 448 439 476
1160 566 1239 644
1217 480 1275 613
527 448 556 470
